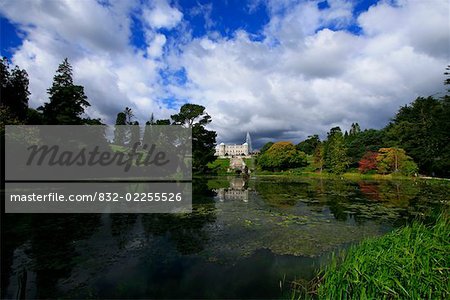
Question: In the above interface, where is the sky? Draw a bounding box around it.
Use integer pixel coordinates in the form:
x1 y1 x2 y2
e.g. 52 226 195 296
0 0 448 148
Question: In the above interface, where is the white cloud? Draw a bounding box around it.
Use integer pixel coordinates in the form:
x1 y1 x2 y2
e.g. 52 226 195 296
0 0 448 147
0 0 180 124
142 0 183 30
146 33 167 58
171 0 448 145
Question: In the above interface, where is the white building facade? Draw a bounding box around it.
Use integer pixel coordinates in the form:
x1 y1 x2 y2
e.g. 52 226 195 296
215 142 249 157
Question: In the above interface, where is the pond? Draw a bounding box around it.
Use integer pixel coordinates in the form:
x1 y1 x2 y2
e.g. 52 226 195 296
2 176 447 299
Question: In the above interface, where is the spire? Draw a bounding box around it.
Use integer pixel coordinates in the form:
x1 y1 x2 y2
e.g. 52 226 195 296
245 132 252 153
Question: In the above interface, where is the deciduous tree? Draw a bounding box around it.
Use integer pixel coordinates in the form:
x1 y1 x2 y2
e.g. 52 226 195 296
258 141 307 171
358 151 378 173
171 104 216 173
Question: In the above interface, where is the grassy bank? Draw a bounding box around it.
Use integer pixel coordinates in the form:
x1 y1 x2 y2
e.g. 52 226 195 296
206 158 450 182
255 170 417 181
298 213 449 299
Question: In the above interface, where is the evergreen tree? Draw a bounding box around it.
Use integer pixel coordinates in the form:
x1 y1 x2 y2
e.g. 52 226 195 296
313 143 325 173
325 127 349 174
296 135 320 155
0 57 30 121
385 96 448 175
349 122 361 136
39 58 90 124
260 142 274 154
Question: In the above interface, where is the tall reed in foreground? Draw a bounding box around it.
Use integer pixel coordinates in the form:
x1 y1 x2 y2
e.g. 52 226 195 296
314 213 449 299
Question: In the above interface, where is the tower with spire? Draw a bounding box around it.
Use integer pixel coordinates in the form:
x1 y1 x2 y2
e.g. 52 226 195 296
245 132 252 154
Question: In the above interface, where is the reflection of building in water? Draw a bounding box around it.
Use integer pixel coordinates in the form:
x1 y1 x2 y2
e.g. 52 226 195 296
214 177 253 202
216 188 250 202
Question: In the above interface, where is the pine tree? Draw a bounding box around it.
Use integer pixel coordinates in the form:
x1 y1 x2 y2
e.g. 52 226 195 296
0 57 30 120
39 58 90 124
325 127 350 174
313 143 325 173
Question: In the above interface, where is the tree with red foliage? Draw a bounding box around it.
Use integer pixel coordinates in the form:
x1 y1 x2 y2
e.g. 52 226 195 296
358 151 378 173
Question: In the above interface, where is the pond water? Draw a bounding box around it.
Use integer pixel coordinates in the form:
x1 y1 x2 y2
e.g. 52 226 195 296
2 176 447 299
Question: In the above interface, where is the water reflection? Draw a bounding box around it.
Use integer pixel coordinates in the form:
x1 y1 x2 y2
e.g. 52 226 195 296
2 177 447 299
214 177 254 202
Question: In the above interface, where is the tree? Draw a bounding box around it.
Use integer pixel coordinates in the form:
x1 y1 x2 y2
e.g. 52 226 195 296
349 122 361 136
129 121 140 147
39 58 90 124
444 65 450 87
0 57 30 121
124 107 134 124
296 135 320 155
260 141 274 154
258 141 307 171
313 143 325 173
171 104 211 127
385 96 448 176
376 147 418 175
346 129 386 168
171 104 216 173
143 114 154 146
324 127 349 174
113 112 127 145
358 151 378 173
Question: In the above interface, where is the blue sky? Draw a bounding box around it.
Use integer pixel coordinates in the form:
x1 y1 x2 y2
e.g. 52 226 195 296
0 0 448 147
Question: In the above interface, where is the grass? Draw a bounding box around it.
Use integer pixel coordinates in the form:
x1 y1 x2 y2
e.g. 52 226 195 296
294 213 449 299
207 158 230 174
256 170 413 180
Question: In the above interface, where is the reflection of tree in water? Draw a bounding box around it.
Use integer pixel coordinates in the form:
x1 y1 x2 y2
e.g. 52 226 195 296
2 214 32 299
255 180 311 207
141 178 217 255
111 214 138 249
2 214 101 299
358 182 381 201
193 177 218 204
406 182 449 223
308 179 423 224
322 180 357 222
31 214 101 298
377 181 419 207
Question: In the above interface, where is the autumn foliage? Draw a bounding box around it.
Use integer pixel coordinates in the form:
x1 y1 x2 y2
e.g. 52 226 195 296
358 151 378 173
358 148 418 175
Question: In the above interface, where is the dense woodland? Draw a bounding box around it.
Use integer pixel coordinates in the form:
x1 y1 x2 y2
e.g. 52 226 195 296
1 57 449 177
0 58 216 174
258 89 450 178
256 68 450 177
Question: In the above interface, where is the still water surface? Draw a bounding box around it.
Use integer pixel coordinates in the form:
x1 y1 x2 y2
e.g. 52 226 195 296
2 176 447 298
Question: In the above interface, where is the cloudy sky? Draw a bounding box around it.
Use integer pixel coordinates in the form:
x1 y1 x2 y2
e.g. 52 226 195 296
0 0 448 147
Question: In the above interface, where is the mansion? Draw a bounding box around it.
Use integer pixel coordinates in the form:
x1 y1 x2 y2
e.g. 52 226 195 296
215 142 249 157
215 132 253 157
